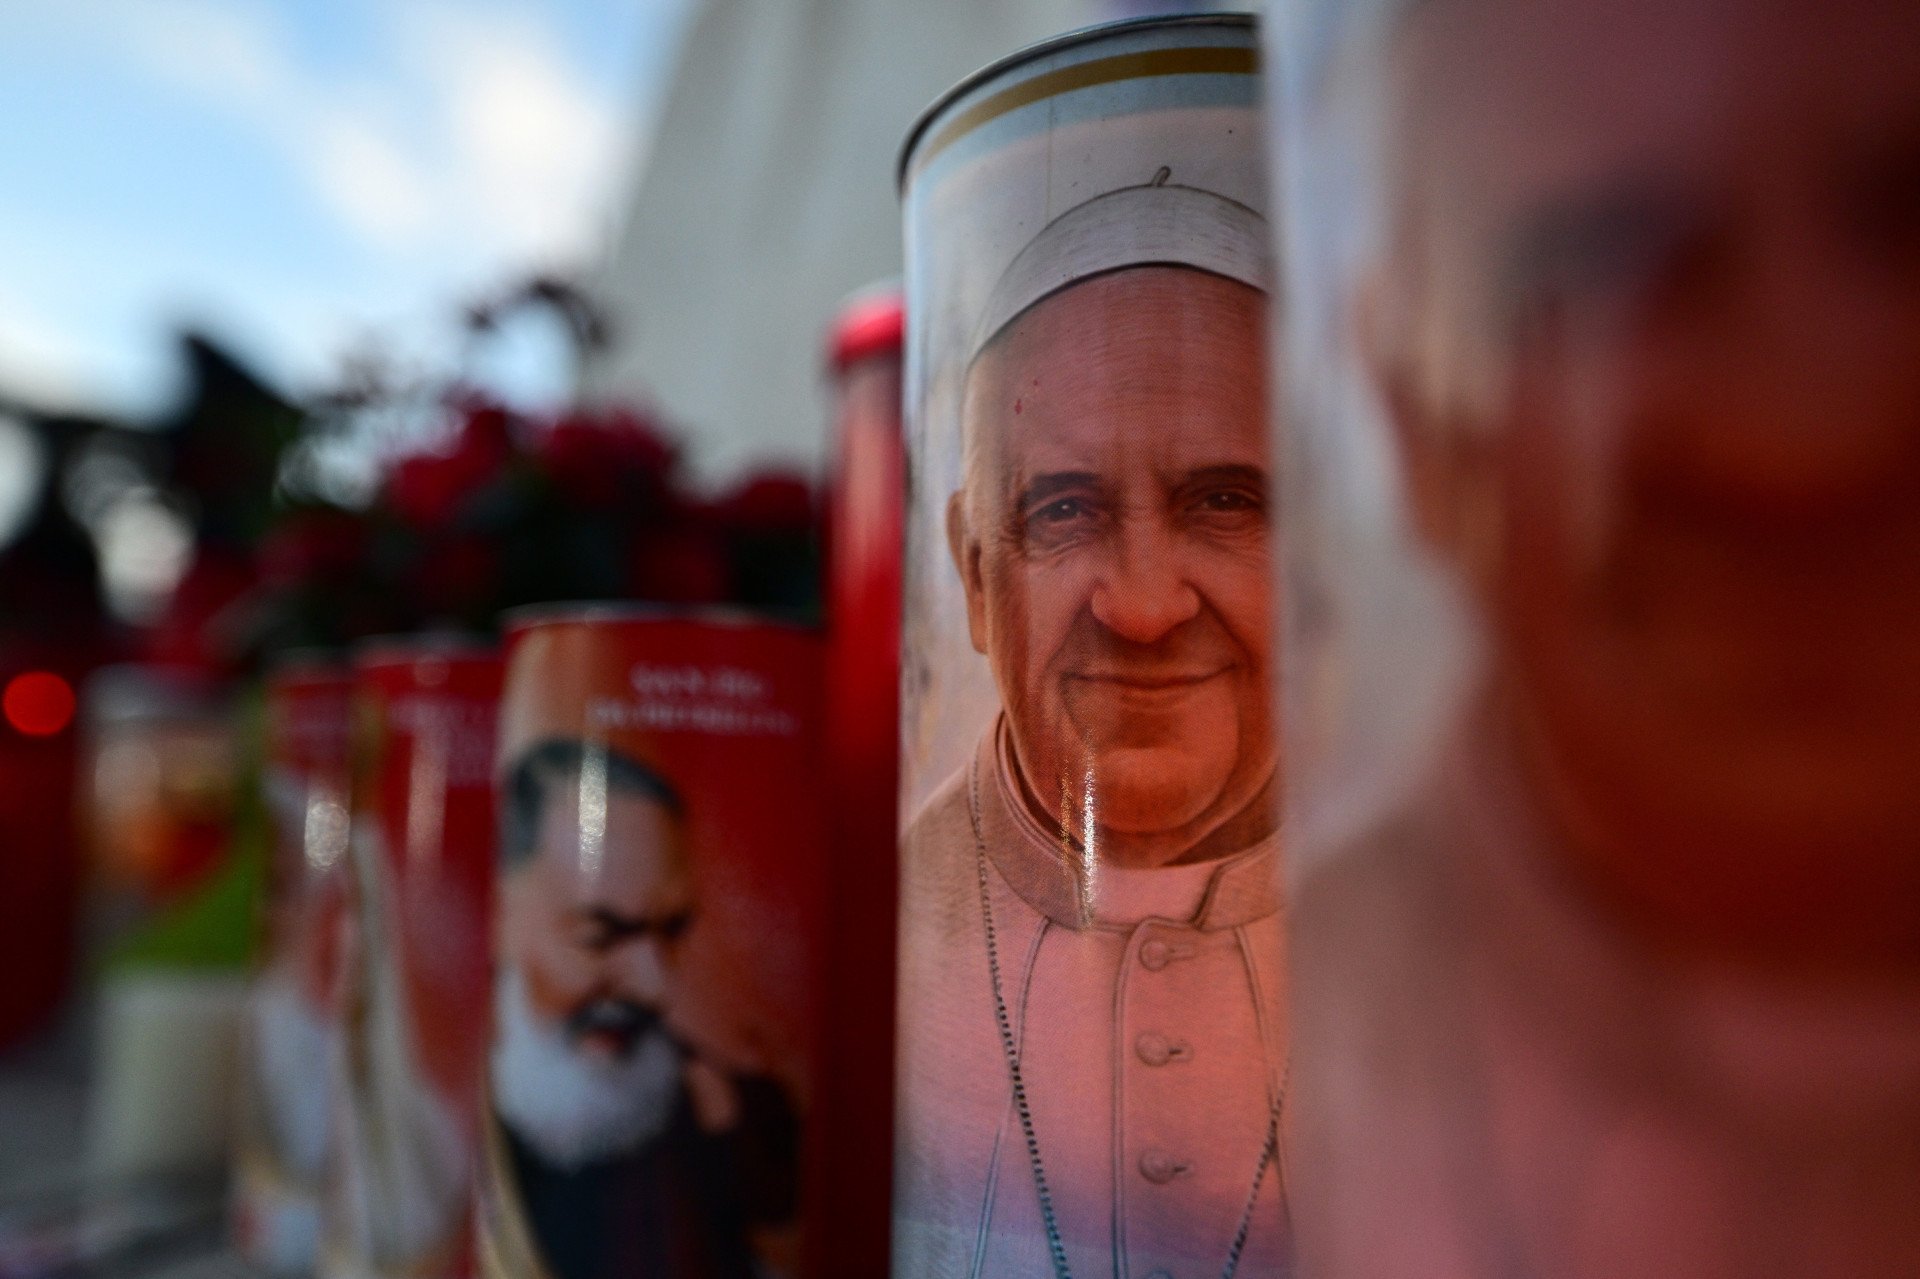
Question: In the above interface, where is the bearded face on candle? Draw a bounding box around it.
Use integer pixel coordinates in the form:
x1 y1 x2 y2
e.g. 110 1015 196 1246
491 740 694 1169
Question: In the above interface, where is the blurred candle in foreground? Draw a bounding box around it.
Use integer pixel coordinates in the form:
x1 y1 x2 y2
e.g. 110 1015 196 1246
1270 0 1920 1273
324 638 501 1279
235 654 355 1274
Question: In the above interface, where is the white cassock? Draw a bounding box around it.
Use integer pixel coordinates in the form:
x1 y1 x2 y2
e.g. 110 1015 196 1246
896 718 1290 1278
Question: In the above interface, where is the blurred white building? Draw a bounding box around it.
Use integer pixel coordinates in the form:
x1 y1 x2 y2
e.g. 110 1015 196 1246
577 0 1241 484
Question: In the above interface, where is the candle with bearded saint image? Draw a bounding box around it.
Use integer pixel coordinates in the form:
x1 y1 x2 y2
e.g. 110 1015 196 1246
322 639 501 1279
477 607 822 1279
1271 0 1920 1273
895 16 1287 1278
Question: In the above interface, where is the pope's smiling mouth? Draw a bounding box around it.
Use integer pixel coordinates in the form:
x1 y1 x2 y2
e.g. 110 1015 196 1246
1066 667 1230 693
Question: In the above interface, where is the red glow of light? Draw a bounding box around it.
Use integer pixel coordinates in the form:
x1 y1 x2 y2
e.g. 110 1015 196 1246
5 672 74 737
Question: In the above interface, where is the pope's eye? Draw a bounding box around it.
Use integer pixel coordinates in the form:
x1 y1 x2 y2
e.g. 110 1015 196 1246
1201 490 1257 512
1035 498 1085 523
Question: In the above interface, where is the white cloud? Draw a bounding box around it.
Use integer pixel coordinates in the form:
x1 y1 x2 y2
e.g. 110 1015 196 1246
89 0 637 269
309 109 437 250
0 0 686 421
412 4 629 262
0 284 130 411
118 0 290 113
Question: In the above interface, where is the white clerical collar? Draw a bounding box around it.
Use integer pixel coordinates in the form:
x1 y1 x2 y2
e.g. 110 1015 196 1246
978 718 1281 932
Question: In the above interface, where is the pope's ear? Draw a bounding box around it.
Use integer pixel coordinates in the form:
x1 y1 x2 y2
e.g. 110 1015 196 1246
1356 268 1485 565
946 490 990 656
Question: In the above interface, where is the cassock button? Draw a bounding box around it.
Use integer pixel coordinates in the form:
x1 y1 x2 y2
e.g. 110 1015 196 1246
1138 1150 1191 1185
1135 1032 1192 1065
1139 939 1171 971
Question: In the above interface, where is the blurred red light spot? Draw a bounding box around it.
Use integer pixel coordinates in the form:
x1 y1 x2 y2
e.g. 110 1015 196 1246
5 672 74 737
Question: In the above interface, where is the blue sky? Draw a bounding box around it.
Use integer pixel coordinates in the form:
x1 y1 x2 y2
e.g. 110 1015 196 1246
0 0 692 419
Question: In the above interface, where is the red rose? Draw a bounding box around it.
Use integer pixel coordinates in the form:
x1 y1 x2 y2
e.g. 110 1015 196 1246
537 410 677 509
627 527 729 603
257 508 368 587
385 455 460 527
381 402 520 529
597 408 677 476
410 534 499 618
715 472 815 534
453 404 515 474
144 548 257 674
537 422 624 507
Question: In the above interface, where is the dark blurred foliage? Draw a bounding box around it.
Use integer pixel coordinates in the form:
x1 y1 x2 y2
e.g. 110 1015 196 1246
466 273 610 352
0 460 104 644
0 284 821 681
242 398 819 660
229 271 822 663
158 338 305 550
137 337 305 675
0 333 315 679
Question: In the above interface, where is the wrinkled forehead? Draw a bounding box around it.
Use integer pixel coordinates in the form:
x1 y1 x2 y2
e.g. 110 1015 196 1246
960 267 1268 495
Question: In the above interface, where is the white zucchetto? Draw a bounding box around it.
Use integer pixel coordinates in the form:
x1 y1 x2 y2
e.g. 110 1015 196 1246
969 169 1270 364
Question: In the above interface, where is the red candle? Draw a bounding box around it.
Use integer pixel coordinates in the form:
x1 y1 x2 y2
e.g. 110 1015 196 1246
814 286 904 1279
324 637 502 1279
235 655 354 1273
477 607 826 1279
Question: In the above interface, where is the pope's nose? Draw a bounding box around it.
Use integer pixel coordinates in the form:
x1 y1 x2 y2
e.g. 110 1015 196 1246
1088 518 1202 644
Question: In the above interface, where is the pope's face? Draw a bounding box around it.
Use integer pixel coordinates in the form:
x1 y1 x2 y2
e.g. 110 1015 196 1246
501 778 693 1062
1378 0 1920 960
953 267 1275 867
